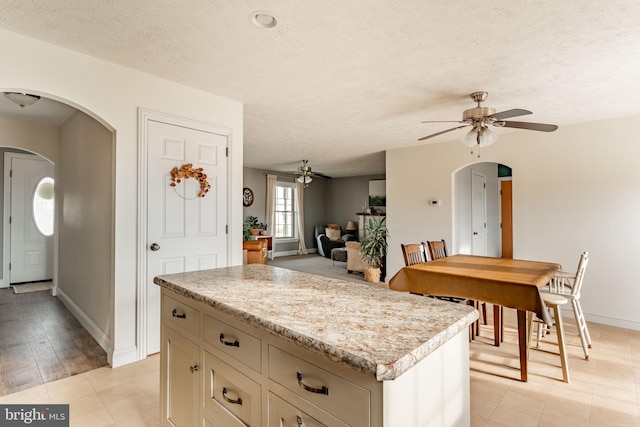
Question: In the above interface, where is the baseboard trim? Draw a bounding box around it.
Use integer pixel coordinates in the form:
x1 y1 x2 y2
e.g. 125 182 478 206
55 288 115 362
274 248 318 258
562 307 640 331
111 346 140 368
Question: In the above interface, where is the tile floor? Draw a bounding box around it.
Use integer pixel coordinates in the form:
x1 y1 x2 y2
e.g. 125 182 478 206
0 307 638 426
0 354 159 426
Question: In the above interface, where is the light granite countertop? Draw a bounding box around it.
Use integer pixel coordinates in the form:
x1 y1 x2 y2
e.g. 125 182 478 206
154 264 478 381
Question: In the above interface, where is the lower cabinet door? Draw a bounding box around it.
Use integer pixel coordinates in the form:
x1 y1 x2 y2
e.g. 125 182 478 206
161 325 201 427
268 393 349 427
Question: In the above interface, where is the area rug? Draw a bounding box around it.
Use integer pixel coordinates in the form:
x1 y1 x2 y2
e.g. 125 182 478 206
12 281 53 294
269 254 369 284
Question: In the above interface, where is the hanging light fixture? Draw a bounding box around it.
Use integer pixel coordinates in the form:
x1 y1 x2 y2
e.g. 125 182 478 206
462 124 498 148
296 174 312 187
4 92 41 108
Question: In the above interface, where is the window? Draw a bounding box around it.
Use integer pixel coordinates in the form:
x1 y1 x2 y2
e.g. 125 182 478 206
33 177 55 237
274 183 296 238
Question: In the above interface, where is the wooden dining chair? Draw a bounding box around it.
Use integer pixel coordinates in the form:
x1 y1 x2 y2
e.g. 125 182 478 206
425 239 448 261
401 243 427 266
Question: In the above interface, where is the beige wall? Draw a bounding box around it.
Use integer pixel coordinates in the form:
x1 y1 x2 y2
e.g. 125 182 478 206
387 114 640 330
58 111 113 341
0 28 244 366
0 118 59 285
0 116 59 163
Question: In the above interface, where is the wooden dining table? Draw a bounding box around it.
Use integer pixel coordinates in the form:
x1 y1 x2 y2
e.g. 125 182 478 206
388 254 561 381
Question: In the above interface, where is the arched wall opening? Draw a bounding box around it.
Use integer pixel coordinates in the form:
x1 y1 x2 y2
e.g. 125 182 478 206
452 161 512 258
0 89 116 361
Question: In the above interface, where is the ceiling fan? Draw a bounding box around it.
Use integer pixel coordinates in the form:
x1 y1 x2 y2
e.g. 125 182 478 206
418 91 558 150
290 160 331 188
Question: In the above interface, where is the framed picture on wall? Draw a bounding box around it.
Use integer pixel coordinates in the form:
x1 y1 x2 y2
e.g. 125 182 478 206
368 180 386 208
243 187 254 207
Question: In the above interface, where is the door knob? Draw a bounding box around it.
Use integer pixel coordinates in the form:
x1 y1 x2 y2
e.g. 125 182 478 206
150 243 160 251
473 231 478 236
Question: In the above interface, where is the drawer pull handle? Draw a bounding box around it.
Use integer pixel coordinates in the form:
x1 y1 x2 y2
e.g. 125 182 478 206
219 333 240 347
222 387 243 405
190 364 199 373
296 372 329 395
296 415 303 426
172 309 186 319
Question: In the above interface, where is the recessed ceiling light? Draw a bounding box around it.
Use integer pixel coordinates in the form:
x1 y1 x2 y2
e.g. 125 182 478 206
250 11 277 29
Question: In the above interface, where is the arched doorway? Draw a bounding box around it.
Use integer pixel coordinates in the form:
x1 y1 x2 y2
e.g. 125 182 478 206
0 90 116 393
453 162 512 257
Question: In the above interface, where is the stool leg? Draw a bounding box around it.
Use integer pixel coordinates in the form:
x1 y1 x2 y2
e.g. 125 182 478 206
527 312 534 360
572 299 590 360
552 304 570 383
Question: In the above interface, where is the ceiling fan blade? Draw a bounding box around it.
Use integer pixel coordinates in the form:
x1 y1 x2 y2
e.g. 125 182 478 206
489 109 532 120
500 121 558 132
420 120 466 124
418 125 469 141
311 171 332 179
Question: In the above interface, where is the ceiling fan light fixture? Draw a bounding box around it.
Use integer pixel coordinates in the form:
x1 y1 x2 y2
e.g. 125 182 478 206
462 126 498 148
4 92 41 108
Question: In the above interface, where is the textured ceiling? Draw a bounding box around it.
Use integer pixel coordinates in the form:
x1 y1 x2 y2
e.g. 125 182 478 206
1 1 639 177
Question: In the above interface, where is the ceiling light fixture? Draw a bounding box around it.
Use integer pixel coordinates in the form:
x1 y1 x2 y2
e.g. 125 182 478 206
250 11 277 29
4 92 41 108
296 174 312 187
462 124 498 148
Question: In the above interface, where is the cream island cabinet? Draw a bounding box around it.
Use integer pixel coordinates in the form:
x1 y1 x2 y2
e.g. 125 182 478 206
154 265 478 427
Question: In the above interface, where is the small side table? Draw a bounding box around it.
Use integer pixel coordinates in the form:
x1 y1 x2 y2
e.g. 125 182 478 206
331 247 347 265
250 235 273 259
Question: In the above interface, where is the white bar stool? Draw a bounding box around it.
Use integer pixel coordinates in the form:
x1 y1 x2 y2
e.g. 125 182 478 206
528 292 570 383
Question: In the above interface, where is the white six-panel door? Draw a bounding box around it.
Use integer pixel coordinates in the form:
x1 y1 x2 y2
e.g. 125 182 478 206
146 119 228 354
471 170 488 256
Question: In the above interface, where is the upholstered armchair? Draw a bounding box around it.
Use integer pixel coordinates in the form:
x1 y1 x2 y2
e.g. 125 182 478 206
346 241 369 273
314 224 357 258
243 239 268 264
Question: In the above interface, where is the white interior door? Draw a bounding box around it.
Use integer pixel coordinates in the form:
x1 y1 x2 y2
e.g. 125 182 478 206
471 170 487 256
9 154 54 284
146 119 228 354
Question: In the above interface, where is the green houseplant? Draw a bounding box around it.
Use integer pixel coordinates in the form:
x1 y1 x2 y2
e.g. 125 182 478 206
360 216 389 283
243 216 267 240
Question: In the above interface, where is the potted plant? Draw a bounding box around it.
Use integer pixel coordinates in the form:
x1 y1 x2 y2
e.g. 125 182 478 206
360 216 389 283
243 216 267 240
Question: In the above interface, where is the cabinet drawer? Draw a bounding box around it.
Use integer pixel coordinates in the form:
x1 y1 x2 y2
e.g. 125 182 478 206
162 294 200 337
204 314 261 372
268 392 348 427
203 350 261 427
268 346 370 426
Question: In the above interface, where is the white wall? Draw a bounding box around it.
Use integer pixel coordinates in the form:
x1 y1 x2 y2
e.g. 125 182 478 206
387 114 640 330
0 28 244 366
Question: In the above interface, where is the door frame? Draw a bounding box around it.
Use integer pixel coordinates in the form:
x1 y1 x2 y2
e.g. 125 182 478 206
498 177 513 258
2 152 55 288
136 109 233 358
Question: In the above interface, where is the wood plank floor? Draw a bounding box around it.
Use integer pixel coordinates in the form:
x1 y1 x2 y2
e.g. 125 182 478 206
0 288 108 396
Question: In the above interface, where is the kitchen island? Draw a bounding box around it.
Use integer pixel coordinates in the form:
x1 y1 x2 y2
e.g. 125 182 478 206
154 264 478 427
